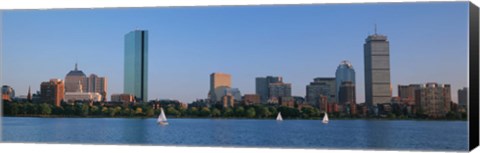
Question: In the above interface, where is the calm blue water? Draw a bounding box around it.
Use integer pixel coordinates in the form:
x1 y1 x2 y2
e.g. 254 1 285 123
1 117 468 151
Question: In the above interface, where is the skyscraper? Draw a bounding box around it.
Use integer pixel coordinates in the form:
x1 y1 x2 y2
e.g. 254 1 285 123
209 73 231 102
256 76 283 103
335 60 355 102
124 30 148 102
364 30 392 107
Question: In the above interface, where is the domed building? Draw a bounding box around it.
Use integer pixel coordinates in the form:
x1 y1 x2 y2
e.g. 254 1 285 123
65 63 108 102
1 85 15 101
335 60 355 102
65 63 87 93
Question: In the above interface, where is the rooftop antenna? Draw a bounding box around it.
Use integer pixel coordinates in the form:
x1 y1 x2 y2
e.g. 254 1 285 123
374 24 377 35
75 62 78 71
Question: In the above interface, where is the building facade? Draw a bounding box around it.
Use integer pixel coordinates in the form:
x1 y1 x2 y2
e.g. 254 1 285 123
221 94 235 108
209 73 232 102
86 74 108 102
242 94 260 105
306 77 336 105
255 76 283 103
458 87 468 108
124 30 148 102
65 63 87 93
415 83 452 118
335 60 355 102
364 32 392 107
1 85 15 101
40 79 65 107
111 93 136 103
268 82 292 99
223 87 242 101
64 81 102 103
338 81 356 105
398 84 421 105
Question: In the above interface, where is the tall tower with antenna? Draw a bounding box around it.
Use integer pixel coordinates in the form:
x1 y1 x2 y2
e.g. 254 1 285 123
363 25 392 107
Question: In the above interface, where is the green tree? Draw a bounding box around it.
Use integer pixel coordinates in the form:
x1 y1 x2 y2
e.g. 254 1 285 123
39 103 52 115
53 106 65 115
167 107 180 117
81 104 89 116
259 107 272 118
90 106 99 115
120 107 129 116
2 102 11 115
246 107 256 118
222 107 234 117
178 107 187 117
64 105 75 116
135 107 143 116
235 106 245 117
211 108 221 117
277 106 300 119
101 107 109 116
146 108 154 117
200 107 211 117
10 103 19 115
109 108 116 117
269 107 278 117
301 106 319 119
188 107 199 116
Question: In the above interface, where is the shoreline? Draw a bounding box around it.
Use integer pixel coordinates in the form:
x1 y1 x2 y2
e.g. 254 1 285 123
1 115 468 121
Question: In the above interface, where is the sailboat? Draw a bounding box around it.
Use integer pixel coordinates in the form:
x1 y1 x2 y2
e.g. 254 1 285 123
322 112 329 124
157 108 169 125
276 112 283 121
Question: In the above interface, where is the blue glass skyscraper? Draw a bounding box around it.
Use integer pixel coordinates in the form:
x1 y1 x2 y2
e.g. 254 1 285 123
124 30 148 102
335 60 355 102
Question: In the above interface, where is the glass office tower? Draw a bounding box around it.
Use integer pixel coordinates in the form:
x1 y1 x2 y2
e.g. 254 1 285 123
124 30 148 102
335 60 355 102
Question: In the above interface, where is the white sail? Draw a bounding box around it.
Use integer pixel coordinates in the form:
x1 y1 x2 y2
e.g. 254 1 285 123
322 112 329 124
157 108 168 124
276 112 283 121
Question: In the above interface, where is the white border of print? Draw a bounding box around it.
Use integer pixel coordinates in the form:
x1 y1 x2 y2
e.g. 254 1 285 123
0 0 479 153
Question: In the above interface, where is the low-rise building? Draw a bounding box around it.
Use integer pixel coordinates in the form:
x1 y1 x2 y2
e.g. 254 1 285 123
111 93 136 103
221 94 235 108
415 83 452 118
242 94 260 106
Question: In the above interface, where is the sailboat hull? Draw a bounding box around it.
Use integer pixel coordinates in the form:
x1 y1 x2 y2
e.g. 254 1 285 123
158 121 169 125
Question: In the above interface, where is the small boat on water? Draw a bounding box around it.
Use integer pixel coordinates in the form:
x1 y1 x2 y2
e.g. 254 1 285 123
276 112 283 121
322 112 329 124
157 108 169 125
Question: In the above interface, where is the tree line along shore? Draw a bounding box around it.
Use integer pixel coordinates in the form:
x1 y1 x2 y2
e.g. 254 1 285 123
2 101 467 121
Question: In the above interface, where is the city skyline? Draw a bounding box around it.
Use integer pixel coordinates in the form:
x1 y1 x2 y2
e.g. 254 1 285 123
2 2 469 103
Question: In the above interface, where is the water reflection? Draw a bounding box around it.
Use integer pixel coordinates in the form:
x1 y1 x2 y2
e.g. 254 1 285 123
1 117 468 151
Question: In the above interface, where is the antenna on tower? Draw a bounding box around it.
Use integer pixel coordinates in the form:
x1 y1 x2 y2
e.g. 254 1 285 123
374 24 377 35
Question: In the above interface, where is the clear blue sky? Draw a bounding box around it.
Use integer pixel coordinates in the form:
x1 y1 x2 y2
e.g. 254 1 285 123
1 2 469 103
